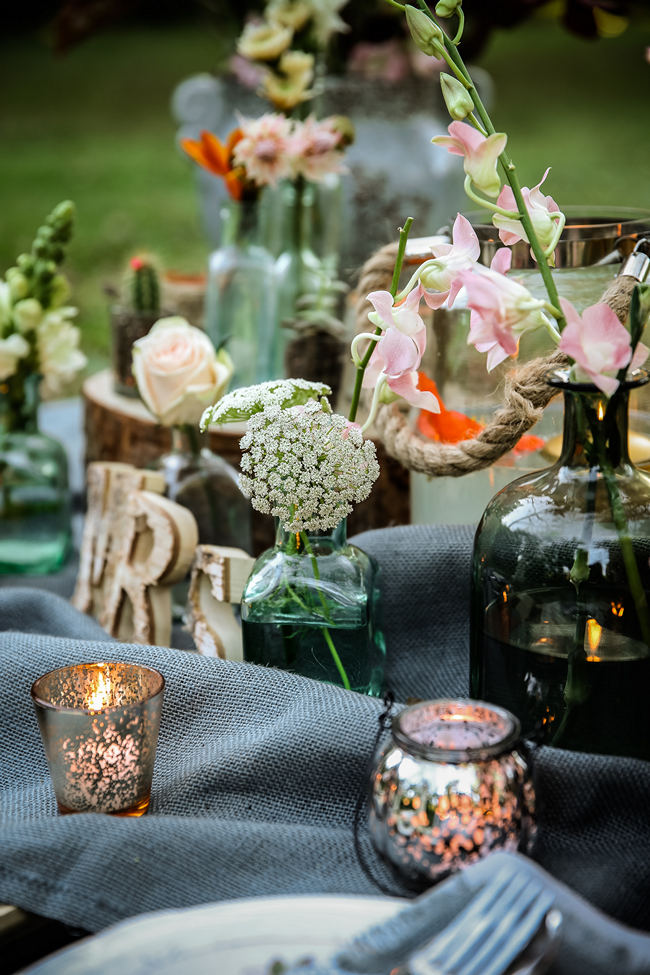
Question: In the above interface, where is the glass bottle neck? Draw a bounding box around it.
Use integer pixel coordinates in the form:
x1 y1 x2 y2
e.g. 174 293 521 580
171 424 207 458
0 373 39 434
558 386 632 469
281 176 316 258
221 199 261 248
275 518 347 553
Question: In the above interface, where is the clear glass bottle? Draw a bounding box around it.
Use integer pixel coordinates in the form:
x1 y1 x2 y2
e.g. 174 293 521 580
241 519 385 695
204 198 279 389
275 178 324 371
0 374 72 574
154 425 252 553
470 369 650 759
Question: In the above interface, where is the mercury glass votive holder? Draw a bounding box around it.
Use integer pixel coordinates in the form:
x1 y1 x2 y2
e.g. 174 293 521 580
31 662 165 816
369 699 536 887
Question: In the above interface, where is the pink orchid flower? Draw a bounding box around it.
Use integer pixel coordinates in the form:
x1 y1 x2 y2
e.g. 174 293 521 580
493 168 562 252
558 298 649 396
361 287 439 413
366 284 428 356
418 213 481 308
432 121 507 198
458 264 550 371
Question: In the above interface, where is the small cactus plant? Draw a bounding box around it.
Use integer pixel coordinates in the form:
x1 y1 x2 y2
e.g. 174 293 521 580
124 255 160 315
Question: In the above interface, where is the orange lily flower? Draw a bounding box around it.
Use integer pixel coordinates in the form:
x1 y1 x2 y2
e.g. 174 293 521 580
181 129 252 202
416 371 544 454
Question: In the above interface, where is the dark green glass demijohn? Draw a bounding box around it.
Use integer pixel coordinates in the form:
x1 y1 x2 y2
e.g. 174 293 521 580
470 370 650 760
241 519 385 696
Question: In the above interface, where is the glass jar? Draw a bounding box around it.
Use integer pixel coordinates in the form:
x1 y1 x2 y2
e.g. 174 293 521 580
470 370 650 759
204 198 279 390
369 699 535 887
0 374 72 574
240 519 385 695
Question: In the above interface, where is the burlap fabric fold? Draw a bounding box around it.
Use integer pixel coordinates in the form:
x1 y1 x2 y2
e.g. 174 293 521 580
0 525 649 949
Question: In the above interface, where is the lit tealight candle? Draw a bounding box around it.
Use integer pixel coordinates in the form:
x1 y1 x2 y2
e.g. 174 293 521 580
31 662 164 816
369 699 535 886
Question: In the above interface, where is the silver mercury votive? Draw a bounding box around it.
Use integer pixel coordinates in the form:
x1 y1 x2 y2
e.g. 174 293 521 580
369 699 536 885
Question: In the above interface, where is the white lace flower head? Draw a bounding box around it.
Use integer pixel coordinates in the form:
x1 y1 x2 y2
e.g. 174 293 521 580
239 402 379 531
201 378 331 427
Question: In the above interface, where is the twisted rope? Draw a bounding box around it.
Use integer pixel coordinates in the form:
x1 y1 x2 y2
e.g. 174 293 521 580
354 242 633 477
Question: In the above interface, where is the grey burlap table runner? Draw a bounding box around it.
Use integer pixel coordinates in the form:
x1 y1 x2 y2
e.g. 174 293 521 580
1 525 649 948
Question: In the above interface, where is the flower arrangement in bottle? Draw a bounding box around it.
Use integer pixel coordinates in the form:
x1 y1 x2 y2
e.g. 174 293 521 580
0 201 85 574
199 216 439 693
182 114 350 387
367 0 650 756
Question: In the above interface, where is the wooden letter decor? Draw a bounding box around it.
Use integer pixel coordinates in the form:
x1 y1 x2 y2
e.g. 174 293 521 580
187 546 255 662
73 463 198 647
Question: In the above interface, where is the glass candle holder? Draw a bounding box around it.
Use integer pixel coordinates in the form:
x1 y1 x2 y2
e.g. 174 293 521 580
369 699 535 887
31 662 165 817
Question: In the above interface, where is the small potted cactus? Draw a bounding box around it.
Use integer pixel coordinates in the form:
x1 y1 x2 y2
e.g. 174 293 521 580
109 254 161 397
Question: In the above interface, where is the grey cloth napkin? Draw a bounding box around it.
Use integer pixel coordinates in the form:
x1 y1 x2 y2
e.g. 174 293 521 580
0 525 649 962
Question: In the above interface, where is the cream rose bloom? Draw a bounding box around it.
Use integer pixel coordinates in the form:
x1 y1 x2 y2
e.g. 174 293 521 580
132 317 233 427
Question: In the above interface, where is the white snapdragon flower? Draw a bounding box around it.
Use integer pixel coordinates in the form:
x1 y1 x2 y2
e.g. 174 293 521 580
37 307 87 395
0 333 30 381
13 298 43 333
239 402 379 532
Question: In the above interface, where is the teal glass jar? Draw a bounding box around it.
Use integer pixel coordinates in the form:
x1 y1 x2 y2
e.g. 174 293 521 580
0 374 72 574
204 198 279 390
470 370 650 759
241 519 385 695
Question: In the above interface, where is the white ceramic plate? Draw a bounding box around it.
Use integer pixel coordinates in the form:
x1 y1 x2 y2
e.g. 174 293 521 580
27 895 405 975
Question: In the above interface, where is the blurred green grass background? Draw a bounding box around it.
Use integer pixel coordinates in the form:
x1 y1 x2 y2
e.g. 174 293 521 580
0 10 648 379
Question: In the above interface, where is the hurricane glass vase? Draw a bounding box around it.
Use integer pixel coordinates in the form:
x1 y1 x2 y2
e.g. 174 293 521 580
204 197 279 390
241 519 385 696
0 374 72 574
470 370 650 760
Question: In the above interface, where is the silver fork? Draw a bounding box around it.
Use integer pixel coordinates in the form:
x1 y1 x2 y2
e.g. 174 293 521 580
406 869 560 975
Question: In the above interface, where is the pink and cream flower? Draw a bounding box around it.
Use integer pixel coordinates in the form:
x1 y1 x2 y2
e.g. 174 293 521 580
432 121 507 199
558 298 649 397
233 113 294 186
458 265 551 372
359 287 440 413
493 168 563 253
417 213 481 308
290 116 345 182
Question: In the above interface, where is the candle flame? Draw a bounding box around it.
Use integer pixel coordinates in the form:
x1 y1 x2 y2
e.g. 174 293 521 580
86 669 113 712
597 402 605 421
585 618 602 661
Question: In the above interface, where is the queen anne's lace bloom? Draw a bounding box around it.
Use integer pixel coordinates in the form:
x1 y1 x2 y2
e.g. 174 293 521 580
239 402 379 531
201 378 331 427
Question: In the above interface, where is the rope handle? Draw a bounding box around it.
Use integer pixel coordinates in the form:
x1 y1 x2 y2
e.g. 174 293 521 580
354 242 639 477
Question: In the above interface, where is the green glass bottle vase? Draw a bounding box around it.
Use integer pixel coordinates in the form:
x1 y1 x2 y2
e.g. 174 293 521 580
470 369 650 760
0 374 72 574
241 519 385 695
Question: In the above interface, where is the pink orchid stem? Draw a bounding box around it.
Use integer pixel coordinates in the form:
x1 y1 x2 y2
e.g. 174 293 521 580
348 216 414 424
434 18 566 329
410 0 566 331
